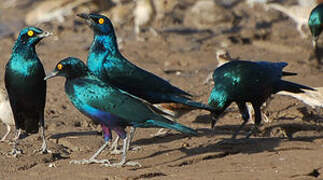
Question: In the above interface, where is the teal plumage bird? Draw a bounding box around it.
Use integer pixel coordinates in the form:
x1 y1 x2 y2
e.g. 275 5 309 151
5 27 51 155
308 3 323 64
44 57 197 167
77 13 214 151
208 60 314 139
309 3 323 48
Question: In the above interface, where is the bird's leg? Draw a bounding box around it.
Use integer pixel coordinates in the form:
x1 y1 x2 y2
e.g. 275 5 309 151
149 27 159 37
9 128 22 157
246 104 262 139
110 127 140 154
109 136 121 155
232 102 250 139
39 126 51 154
104 137 141 167
70 141 111 165
261 97 273 123
0 124 11 142
127 127 141 151
34 117 51 154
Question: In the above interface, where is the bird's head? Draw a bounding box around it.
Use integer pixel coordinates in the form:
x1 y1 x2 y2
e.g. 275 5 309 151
308 4 323 48
44 57 88 80
77 13 114 35
16 27 51 47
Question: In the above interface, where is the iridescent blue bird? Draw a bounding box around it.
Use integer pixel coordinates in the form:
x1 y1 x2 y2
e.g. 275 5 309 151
5 27 51 155
44 57 197 167
309 3 323 49
77 13 214 151
308 3 323 64
208 60 314 139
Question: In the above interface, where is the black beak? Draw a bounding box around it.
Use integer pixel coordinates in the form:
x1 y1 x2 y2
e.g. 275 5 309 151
77 13 90 20
44 71 59 80
77 13 94 26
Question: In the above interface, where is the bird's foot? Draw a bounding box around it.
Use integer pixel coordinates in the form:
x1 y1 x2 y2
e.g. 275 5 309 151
8 148 22 157
129 146 141 152
33 148 52 154
110 148 122 155
110 146 141 155
70 158 111 165
103 161 141 168
151 128 170 137
246 127 262 139
33 144 52 154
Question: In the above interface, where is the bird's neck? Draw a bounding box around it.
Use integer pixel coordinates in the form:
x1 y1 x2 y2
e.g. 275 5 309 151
91 33 120 56
12 42 37 59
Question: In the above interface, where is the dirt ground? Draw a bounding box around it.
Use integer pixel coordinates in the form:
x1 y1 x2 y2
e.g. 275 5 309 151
0 0 322 179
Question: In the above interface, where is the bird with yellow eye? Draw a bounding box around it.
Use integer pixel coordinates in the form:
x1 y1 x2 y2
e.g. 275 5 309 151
5 26 51 156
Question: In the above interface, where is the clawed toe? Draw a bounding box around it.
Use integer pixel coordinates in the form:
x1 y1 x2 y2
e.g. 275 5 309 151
70 159 111 165
110 149 123 155
8 149 22 157
33 148 52 154
103 161 141 168
129 146 141 151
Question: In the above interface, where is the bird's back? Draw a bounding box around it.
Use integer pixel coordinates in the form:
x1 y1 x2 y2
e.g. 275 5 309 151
212 61 285 101
100 55 191 104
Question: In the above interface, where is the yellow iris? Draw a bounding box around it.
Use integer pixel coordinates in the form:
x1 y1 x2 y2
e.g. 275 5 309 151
57 64 63 70
27 30 34 37
98 18 104 24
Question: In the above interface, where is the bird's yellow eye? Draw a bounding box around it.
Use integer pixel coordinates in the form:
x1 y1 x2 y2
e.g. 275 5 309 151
57 64 63 70
27 30 34 37
98 18 104 24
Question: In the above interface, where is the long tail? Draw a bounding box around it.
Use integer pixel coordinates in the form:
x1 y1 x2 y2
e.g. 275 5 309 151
145 119 198 136
275 80 315 93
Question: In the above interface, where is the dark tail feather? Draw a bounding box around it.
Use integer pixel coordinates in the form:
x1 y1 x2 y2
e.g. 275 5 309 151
170 96 215 112
146 120 198 135
276 80 315 93
282 71 297 76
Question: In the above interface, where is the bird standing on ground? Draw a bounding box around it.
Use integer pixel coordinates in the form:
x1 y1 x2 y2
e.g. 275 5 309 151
208 60 314 139
77 13 214 153
0 88 14 142
44 57 197 167
5 27 51 155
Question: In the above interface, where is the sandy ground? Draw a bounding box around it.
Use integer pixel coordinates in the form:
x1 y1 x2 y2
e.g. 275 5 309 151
0 0 322 179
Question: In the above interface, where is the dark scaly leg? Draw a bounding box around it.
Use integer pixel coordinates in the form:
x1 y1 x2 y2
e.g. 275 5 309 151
232 102 250 139
246 103 262 138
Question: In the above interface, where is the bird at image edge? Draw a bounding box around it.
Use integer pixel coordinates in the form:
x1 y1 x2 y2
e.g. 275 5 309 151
5 26 51 155
208 60 314 140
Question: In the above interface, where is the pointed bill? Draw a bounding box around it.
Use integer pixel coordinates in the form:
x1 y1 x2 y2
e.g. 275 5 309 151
37 31 52 38
44 71 58 80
